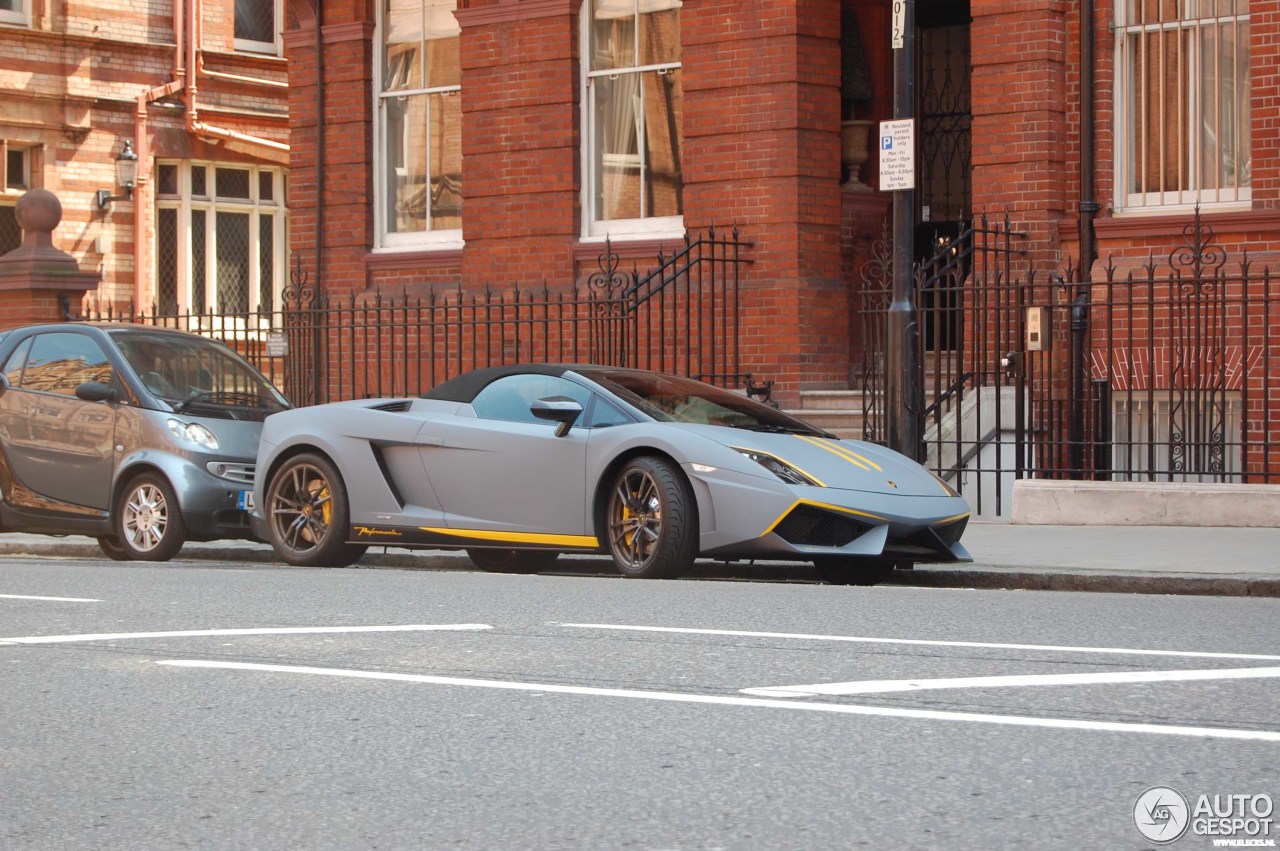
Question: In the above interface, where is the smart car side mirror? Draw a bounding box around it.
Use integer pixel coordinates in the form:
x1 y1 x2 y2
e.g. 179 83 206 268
75 381 119 403
531 396 583 437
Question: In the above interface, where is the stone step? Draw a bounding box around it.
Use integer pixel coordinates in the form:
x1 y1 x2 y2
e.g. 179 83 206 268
797 389 868 411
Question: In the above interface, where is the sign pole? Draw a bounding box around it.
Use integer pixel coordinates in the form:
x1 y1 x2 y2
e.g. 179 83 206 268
886 0 919 459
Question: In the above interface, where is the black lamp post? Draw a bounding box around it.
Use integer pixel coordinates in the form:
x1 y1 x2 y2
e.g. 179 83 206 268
96 140 138 211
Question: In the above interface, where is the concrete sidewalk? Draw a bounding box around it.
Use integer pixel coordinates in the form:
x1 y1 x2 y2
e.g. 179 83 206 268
0 522 1277 597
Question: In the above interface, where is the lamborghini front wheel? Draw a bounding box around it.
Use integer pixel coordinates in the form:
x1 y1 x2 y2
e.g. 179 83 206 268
265 452 367 568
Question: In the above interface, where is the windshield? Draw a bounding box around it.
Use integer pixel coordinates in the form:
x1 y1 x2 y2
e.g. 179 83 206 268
577 369 831 437
111 330 290 417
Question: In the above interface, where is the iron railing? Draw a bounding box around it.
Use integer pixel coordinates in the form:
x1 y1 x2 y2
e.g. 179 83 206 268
72 227 750 407
860 210 1280 517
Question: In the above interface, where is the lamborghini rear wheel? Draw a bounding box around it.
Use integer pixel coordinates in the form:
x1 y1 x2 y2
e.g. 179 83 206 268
466 548 560 574
265 453 367 568
605 456 697 579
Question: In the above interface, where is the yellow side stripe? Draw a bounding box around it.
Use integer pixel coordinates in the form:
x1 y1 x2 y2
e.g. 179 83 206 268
419 527 599 548
794 434 883 472
936 512 972 525
761 499 887 537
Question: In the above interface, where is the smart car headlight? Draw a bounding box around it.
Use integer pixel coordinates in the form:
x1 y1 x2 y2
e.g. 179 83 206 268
167 418 219 451
735 449 823 487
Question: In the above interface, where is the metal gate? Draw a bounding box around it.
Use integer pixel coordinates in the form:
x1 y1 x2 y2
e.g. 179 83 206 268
859 211 1280 518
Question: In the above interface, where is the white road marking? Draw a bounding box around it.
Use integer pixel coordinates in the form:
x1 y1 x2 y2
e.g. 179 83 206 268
559 623 1280 662
741 666 1280 698
0 624 491 645
157 660 1280 743
0 593 101 602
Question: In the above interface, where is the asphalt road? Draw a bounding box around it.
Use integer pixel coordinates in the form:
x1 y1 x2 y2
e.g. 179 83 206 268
2 554 1278 850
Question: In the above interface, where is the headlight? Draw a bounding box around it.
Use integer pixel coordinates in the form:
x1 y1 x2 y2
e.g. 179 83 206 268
736 449 823 487
167 418 219 451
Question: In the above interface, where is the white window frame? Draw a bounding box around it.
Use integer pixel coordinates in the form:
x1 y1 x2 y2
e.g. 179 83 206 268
1111 391 1242 482
1113 0 1251 214
233 0 282 56
373 0 464 251
0 0 29 27
580 0 684 241
155 162 288 334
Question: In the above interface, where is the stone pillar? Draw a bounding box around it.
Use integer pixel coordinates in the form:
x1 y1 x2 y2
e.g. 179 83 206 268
0 190 100 327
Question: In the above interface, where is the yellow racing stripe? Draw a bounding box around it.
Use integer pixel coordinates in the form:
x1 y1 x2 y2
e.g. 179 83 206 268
419 527 599 548
794 434 884 472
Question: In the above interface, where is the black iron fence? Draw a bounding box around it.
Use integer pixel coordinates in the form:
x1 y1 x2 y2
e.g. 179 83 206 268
860 211 1280 517
74 227 749 407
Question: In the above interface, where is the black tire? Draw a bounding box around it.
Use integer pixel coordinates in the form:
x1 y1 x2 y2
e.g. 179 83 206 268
113 473 187 562
264 453 367 567
604 456 698 579
466 548 559 574
96 536 130 561
813 557 901 586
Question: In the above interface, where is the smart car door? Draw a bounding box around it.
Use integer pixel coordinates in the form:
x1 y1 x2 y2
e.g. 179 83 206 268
0 332 118 510
421 374 592 540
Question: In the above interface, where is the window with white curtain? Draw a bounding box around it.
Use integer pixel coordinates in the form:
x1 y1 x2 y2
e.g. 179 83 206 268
584 0 684 237
1115 0 1250 212
377 0 462 248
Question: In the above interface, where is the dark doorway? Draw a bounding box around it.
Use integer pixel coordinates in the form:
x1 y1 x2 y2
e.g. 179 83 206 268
915 0 971 352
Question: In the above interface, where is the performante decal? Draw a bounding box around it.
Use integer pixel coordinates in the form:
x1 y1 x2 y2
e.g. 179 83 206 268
760 499 887 537
793 434 884 472
355 526 404 538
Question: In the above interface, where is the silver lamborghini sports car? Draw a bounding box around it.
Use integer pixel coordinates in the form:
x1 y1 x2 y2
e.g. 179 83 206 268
250 365 971 583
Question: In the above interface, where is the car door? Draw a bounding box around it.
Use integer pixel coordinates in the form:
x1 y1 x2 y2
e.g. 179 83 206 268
0 331 118 510
421 374 593 539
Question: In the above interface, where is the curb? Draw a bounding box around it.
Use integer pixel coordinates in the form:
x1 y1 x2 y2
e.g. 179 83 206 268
3 542 1275 598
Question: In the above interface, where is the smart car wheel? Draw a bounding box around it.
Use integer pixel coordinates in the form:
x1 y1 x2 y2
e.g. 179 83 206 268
605 456 697 579
114 473 187 562
813 557 900 586
96 536 129 561
265 453 368 568
466 548 559 574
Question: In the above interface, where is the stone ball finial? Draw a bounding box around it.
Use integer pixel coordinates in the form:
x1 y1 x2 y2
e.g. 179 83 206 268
14 189 62 238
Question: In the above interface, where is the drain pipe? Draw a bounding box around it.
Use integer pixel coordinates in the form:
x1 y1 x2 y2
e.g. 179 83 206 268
130 0 187 313
1078 0 1098 277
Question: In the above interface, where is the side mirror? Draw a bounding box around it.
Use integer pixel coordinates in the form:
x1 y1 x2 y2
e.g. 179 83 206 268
0 373 8 394
75 381 119 403
530 396 583 437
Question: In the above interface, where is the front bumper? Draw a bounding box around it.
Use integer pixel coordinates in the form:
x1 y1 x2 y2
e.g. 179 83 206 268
687 465 972 563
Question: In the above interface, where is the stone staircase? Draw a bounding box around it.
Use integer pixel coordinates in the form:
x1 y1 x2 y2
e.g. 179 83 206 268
784 389 871 440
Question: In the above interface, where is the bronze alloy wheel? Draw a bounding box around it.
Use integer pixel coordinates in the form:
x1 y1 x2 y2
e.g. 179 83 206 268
266 453 367 567
605 456 697 579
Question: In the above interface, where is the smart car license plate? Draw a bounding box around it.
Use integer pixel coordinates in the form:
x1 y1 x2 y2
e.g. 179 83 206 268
237 490 255 510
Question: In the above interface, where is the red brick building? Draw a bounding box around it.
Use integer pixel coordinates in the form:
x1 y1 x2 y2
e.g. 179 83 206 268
0 0 290 322
278 0 1273 409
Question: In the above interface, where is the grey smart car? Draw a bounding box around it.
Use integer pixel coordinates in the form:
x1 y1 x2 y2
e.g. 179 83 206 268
0 323 289 560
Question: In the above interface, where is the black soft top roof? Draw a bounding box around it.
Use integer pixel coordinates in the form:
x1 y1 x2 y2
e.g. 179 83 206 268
420 364 572 403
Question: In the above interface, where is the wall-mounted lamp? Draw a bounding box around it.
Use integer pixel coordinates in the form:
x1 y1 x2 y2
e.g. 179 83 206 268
95 140 138 211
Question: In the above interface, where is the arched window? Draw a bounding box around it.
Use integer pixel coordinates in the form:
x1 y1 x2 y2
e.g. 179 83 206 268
583 0 683 237
377 0 462 248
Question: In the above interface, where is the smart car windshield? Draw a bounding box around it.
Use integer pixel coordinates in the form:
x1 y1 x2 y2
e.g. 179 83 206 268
577 369 832 437
111 330 289 416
